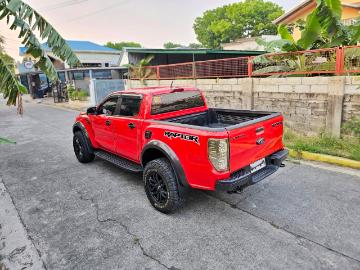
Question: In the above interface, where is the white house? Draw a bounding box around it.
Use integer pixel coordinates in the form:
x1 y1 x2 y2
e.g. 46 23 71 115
19 40 122 70
222 35 280 51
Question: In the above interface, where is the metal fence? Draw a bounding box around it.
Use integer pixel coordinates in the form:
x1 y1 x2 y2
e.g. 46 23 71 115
89 79 125 105
129 45 360 80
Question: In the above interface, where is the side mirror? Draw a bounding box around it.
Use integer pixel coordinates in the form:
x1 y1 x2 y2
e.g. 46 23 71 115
86 106 97 115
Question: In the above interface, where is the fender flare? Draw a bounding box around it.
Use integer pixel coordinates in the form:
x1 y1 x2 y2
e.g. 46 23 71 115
141 140 188 188
72 122 94 154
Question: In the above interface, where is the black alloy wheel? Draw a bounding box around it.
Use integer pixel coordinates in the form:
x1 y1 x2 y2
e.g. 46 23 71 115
143 158 184 213
74 137 84 159
146 171 169 205
73 131 95 163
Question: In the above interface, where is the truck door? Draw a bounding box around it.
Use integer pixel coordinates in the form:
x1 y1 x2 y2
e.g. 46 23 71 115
111 94 142 162
91 96 119 151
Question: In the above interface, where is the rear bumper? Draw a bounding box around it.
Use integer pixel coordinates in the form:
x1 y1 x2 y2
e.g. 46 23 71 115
215 149 288 192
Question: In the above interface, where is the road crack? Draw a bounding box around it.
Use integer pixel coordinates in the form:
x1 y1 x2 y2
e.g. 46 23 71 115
70 183 176 270
207 193 360 265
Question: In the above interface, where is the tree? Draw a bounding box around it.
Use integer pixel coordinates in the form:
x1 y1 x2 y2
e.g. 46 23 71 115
0 0 80 112
193 0 284 49
105 41 142 51
188 43 203 49
163 42 184 49
163 42 205 49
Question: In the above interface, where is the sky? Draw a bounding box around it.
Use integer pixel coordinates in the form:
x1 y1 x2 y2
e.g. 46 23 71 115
0 0 297 60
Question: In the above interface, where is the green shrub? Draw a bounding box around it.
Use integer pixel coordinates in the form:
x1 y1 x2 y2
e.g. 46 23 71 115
78 90 89 101
67 85 77 101
68 87 88 101
284 128 360 161
342 117 360 138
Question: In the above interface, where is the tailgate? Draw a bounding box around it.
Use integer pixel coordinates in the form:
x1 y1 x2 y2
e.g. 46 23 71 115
227 113 284 173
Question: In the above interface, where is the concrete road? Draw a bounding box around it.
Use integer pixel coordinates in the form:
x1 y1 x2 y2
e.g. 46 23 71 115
0 101 359 270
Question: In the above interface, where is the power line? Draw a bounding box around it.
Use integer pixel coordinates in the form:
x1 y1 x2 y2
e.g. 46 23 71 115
67 0 129 22
39 0 90 12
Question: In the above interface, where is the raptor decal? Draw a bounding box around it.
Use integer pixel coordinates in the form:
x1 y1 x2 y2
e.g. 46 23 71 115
164 131 200 145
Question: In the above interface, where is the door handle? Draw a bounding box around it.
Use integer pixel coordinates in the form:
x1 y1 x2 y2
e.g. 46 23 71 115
128 122 136 129
105 120 111 126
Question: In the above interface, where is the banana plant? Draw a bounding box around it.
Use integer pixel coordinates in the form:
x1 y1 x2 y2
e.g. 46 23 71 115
0 0 81 112
126 55 155 84
254 0 360 75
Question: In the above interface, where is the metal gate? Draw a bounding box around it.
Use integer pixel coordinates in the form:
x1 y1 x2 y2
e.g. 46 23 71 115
52 81 68 103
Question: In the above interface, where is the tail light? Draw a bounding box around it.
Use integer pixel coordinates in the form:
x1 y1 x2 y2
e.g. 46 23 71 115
208 138 229 172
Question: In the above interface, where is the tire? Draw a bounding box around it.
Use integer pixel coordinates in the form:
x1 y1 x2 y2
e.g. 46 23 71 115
143 158 184 213
73 131 95 163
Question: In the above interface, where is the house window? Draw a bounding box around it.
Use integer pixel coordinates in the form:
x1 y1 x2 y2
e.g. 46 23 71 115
70 71 90 80
82 63 102 67
92 70 112 79
58 72 66 82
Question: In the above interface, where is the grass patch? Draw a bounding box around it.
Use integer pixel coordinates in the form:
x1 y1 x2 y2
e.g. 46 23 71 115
0 137 16 145
284 129 360 161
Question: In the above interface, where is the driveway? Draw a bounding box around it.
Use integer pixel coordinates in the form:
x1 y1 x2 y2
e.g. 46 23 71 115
0 101 359 270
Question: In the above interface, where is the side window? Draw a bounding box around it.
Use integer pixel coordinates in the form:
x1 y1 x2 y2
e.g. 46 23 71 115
118 96 142 116
98 97 118 116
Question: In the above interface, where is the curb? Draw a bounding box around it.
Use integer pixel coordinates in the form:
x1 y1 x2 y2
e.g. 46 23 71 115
43 103 84 112
288 149 360 170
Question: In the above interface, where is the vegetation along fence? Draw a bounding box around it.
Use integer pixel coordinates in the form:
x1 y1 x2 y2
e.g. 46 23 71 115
130 46 360 80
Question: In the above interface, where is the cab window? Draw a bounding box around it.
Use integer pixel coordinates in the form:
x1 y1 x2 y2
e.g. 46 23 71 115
118 95 142 116
98 96 118 116
151 90 205 115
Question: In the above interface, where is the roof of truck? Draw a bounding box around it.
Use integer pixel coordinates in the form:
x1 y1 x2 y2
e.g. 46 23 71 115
114 86 198 96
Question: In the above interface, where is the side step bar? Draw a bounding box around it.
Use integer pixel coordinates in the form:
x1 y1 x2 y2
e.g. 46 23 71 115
94 150 143 173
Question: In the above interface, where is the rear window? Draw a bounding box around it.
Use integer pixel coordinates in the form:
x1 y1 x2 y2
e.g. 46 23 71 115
151 90 205 115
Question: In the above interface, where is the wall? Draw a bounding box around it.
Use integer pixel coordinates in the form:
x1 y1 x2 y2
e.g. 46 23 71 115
344 77 360 121
74 80 90 93
128 76 360 137
89 79 125 105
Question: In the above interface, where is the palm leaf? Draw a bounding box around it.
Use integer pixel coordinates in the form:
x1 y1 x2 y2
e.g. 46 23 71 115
297 11 322 49
253 65 293 75
0 0 81 82
8 16 58 81
277 25 301 51
7 0 80 65
349 20 360 45
140 55 154 66
0 0 81 114
127 55 154 81
318 0 342 19
315 0 344 40
0 53 27 108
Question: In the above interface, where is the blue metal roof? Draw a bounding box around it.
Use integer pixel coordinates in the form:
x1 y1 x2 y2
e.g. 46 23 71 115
19 40 119 55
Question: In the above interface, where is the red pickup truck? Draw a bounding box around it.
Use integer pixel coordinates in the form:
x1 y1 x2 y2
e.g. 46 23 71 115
72 86 288 213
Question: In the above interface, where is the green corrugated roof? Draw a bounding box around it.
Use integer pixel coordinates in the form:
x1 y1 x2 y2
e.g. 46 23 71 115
123 47 265 55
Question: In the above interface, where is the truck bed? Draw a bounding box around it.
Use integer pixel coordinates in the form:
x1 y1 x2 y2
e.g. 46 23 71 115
161 108 278 130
